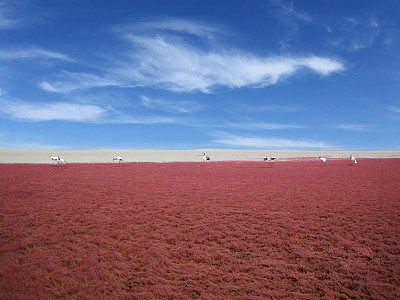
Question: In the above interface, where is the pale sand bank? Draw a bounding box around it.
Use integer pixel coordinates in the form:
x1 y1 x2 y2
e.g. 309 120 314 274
0 148 399 163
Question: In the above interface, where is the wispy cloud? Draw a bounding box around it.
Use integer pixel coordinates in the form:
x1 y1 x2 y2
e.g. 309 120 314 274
0 100 105 122
231 122 304 130
40 19 345 93
245 104 302 113
141 96 202 113
40 71 117 92
0 48 73 61
330 123 372 131
328 17 381 51
388 106 400 113
117 40 344 91
382 26 400 47
269 0 312 23
198 121 303 130
0 1 18 29
267 0 312 50
128 18 227 42
103 108 178 124
211 132 333 149
225 103 303 115
0 98 179 124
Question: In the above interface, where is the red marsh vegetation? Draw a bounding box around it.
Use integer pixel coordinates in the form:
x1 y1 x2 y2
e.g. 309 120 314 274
0 159 400 299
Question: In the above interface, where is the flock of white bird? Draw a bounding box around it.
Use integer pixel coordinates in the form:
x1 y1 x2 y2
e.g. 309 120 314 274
50 153 358 164
319 155 357 164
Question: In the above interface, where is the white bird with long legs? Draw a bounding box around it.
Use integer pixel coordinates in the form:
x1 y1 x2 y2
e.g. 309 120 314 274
263 156 276 162
202 153 210 162
113 157 123 163
51 156 66 164
319 156 327 163
350 155 357 164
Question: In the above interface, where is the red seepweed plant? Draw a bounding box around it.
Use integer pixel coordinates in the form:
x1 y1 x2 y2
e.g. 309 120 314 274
0 159 399 298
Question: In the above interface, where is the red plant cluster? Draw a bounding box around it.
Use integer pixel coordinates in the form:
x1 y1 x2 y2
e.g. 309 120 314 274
1 159 399 299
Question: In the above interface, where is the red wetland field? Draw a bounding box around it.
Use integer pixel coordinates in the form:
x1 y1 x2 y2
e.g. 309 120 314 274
1 159 400 299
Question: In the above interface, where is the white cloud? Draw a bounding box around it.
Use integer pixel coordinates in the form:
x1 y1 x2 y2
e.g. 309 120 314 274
270 0 312 23
225 103 303 115
0 2 18 29
103 108 178 124
0 98 179 124
268 0 312 50
231 122 304 130
242 104 302 113
41 71 117 93
331 123 372 131
388 106 400 113
298 56 344 76
0 48 73 61
111 36 345 91
329 17 381 51
0 15 15 29
130 18 226 41
0 100 105 121
40 20 345 93
212 132 333 149
199 121 303 130
141 96 202 113
383 26 400 47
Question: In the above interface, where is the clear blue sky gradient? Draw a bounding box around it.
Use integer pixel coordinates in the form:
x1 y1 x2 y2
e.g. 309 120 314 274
1 0 399 150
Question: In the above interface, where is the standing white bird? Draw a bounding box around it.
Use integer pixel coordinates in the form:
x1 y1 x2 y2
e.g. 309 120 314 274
350 155 357 164
113 157 123 163
202 153 210 162
263 156 276 162
51 156 66 164
319 156 327 163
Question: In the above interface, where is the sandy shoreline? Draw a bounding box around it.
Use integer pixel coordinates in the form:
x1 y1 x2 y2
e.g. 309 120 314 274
0 148 399 163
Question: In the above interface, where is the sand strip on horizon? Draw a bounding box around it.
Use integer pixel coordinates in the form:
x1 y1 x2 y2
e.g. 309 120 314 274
1 148 399 163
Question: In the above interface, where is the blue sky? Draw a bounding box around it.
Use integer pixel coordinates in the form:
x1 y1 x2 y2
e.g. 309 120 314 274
0 0 399 150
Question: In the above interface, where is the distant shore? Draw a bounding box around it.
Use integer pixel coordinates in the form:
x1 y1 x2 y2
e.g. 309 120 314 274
0 148 399 163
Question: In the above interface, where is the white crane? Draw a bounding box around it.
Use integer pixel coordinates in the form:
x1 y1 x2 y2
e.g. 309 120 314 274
319 156 327 163
263 156 276 162
51 156 66 164
113 156 123 163
350 155 357 164
202 153 210 162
